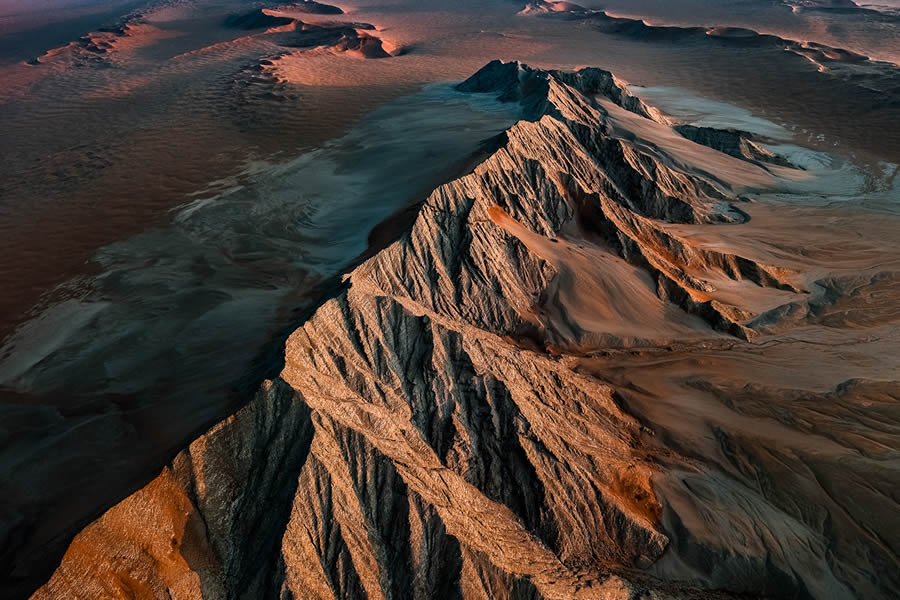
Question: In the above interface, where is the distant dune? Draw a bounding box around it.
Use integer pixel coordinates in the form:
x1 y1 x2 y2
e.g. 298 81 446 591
220 6 394 58
224 9 295 30
784 0 900 19
289 0 345 15
276 21 393 58
520 3 900 88
519 0 592 16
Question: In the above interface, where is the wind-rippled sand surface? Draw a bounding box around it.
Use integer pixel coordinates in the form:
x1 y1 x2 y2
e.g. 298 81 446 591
0 0 899 597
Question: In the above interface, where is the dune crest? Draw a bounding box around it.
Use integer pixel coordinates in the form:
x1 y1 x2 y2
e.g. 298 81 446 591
519 3 900 87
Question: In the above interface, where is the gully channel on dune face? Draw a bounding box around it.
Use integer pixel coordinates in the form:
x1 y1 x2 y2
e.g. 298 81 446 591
0 1 899 599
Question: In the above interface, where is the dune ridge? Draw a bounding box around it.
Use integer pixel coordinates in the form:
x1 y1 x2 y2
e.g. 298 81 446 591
222 6 395 59
521 0 900 86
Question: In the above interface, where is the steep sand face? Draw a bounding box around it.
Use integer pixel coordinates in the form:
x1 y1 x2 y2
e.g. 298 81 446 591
28 62 900 600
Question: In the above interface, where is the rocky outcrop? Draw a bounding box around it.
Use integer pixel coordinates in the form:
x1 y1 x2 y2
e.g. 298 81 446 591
27 61 899 600
673 125 795 168
31 379 313 600
404 61 799 342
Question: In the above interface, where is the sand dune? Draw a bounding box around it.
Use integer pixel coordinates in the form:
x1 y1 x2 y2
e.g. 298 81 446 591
284 0 345 15
224 9 295 31
785 0 900 20
219 5 396 58
519 1 594 17
521 2 900 89
28 20 177 66
275 20 393 58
